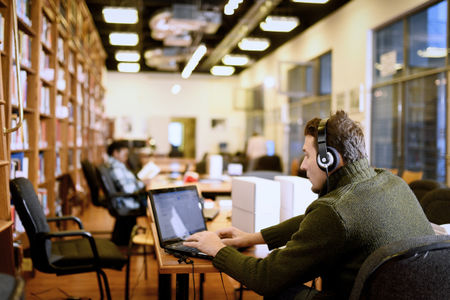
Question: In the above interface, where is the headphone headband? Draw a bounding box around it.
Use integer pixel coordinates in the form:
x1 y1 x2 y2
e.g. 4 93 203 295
317 118 330 167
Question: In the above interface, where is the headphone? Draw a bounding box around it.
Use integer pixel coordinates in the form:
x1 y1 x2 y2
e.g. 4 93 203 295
317 118 340 173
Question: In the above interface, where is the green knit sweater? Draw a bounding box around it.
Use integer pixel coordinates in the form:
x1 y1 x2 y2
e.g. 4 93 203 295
213 159 434 299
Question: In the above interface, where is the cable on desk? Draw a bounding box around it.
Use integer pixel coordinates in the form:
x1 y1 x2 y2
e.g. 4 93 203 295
219 272 229 300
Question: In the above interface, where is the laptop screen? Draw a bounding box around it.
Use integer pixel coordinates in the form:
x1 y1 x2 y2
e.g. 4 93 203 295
149 186 206 245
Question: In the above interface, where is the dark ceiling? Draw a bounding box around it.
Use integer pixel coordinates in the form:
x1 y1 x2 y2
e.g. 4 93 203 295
85 0 351 74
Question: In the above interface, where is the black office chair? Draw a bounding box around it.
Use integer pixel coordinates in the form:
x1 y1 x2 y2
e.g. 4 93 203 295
408 179 445 204
96 164 147 245
81 160 108 208
10 177 127 300
349 234 450 300
420 187 450 225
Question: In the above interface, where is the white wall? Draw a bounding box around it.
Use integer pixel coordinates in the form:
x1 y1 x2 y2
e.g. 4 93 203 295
104 72 245 159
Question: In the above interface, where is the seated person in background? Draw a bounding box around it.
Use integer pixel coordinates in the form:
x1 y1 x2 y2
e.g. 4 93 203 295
184 110 434 300
106 140 147 209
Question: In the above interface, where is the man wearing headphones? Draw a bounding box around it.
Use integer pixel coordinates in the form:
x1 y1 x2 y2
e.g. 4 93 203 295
184 110 434 299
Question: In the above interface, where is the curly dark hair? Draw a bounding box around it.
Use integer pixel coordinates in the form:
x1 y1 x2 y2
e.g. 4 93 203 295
304 110 366 163
107 140 129 156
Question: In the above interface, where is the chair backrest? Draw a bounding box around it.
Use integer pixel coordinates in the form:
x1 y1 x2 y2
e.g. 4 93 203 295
350 234 450 300
10 178 52 271
420 187 450 225
81 160 103 207
408 179 446 203
95 164 120 197
254 155 283 172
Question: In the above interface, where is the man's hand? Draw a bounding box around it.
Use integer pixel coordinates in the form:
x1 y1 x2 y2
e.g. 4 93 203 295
183 231 226 257
215 227 264 248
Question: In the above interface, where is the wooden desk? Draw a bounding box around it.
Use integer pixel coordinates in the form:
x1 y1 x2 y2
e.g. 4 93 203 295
150 210 268 300
147 175 232 199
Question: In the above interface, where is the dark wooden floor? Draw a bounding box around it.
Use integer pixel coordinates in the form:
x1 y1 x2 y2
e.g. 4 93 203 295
24 204 263 300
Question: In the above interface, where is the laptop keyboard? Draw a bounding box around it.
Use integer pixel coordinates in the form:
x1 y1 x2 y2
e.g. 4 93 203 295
168 241 199 253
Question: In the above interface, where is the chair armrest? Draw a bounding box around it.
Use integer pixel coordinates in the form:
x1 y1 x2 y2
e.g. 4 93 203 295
46 216 84 229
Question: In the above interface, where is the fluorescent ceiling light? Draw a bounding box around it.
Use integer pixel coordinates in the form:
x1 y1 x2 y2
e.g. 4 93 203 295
417 47 447 58
103 7 138 24
109 32 139 46
181 44 207 79
260 16 299 32
224 0 244 15
117 62 140 73
238 37 270 51
210 66 235 76
171 84 181 95
291 0 329 3
222 54 249 66
115 51 140 62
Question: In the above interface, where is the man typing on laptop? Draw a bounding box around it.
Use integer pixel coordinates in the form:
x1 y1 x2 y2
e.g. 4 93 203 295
183 111 434 300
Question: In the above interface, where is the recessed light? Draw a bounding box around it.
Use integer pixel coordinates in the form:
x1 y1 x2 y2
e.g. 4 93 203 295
238 37 270 51
103 7 138 24
117 63 140 73
292 0 329 3
222 54 250 66
109 32 139 46
115 51 140 62
260 16 299 32
210 66 235 76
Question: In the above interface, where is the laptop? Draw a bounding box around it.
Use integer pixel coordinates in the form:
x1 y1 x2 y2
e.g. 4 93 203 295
148 185 213 259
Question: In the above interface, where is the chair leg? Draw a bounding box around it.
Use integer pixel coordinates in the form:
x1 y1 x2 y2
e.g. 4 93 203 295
125 254 131 300
96 271 105 300
98 269 112 300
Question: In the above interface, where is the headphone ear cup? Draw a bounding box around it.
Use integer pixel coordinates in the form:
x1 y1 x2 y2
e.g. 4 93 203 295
325 146 340 172
317 146 340 172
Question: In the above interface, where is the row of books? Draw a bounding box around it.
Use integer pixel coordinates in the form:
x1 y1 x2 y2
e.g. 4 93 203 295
38 152 45 183
17 0 32 27
10 152 29 179
39 120 48 148
40 50 54 82
15 31 32 69
41 14 52 49
10 68 28 108
10 117 28 151
40 86 51 115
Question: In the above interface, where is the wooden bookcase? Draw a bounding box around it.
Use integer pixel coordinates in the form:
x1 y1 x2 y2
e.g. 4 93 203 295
0 0 107 275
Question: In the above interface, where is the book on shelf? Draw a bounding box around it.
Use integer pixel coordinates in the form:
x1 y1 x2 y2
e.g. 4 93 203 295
39 120 48 148
40 50 54 81
37 188 49 215
67 124 74 146
55 120 62 149
38 152 45 183
57 36 65 62
10 152 29 179
57 68 66 91
55 151 61 176
40 86 51 115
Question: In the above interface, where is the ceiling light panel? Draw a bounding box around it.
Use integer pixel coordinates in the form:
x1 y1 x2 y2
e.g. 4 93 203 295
117 63 140 73
210 66 235 76
260 16 299 32
292 0 329 3
115 51 141 62
222 54 250 66
181 44 207 79
103 7 138 24
224 0 244 16
238 37 270 51
109 32 139 46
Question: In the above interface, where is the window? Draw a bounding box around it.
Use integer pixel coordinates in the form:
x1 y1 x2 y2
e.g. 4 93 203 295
371 0 447 182
288 52 332 170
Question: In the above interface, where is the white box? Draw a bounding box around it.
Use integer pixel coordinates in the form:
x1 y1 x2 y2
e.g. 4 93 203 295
275 176 317 221
231 177 280 232
207 154 223 178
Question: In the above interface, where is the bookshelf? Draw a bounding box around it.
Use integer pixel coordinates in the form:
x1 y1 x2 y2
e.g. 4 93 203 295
0 0 107 275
